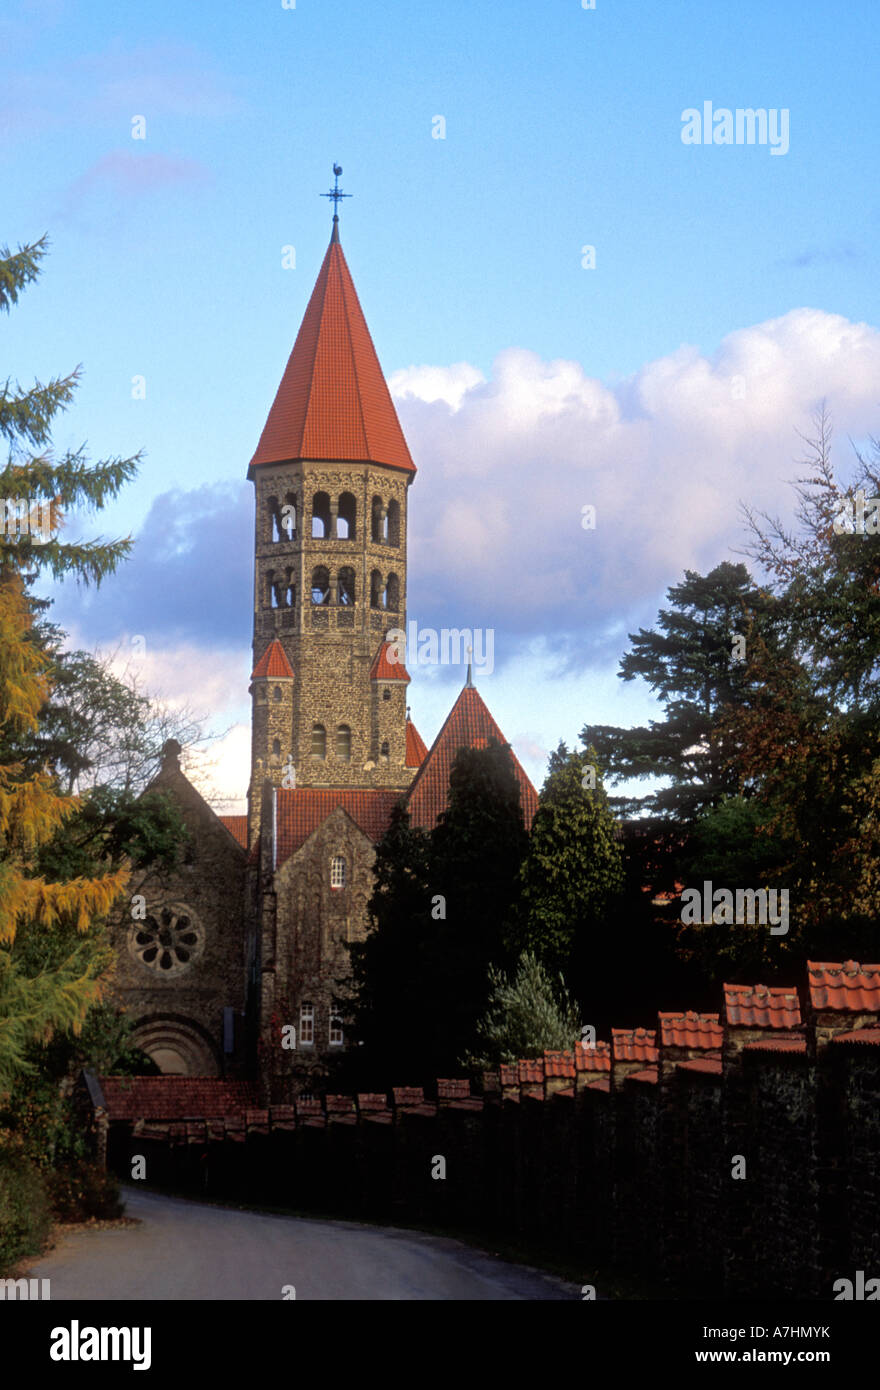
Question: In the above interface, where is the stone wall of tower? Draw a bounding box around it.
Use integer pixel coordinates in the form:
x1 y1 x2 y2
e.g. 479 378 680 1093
250 459 416 815
248 672 294 843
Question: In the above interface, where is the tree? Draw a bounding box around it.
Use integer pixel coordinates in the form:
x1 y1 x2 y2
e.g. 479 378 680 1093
462 951 581 1071
0 234 142 1091
583 562 778 823
512 743 624 980
345 742 529 1086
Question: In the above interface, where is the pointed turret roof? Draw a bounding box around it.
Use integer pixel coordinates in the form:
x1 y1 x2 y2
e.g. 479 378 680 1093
405 716 428 768
405 685 539 831
248 230 415 477
250 639 294 681
369 638 411 682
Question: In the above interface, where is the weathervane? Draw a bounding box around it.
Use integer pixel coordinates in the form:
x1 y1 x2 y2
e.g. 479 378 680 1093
321 163 351 229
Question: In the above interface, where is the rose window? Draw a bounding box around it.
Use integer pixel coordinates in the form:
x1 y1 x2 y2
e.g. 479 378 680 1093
129 904 204 976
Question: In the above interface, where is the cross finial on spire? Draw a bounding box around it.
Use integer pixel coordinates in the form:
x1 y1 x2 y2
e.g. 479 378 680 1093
321 163 351 239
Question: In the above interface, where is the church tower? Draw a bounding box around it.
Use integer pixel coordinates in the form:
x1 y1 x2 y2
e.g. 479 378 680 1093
247 196 417 840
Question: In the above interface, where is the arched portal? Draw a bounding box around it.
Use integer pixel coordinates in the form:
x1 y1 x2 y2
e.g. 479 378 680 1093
130 1016 222 1076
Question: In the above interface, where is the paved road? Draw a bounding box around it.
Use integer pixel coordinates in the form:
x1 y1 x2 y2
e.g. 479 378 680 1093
30 1187 578 1300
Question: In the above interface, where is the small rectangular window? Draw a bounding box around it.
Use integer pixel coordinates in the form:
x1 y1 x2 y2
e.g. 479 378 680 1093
299 1002 314 1046
329 1007 343 1047
330 856 345 889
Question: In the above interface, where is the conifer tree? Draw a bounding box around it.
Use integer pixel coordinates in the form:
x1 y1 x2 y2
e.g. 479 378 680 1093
0 235 141 1089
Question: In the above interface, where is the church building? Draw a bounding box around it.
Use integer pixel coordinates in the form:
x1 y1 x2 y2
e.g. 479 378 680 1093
109 194 538 1097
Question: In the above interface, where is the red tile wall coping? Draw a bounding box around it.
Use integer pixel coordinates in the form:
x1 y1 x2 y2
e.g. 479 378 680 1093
658 1011 723 1049
517 1059 545 1084
742 1038 808 1055
831 1026 880 1046
612 1028 660 1063
499 1064 518 1087
437 1079 472 1100
392 1086 426 1107
99 1076 260 1122
626 1066 659 1085
677 1057 724 1077
326 1095 355 1112
544 1050 577 1079
723 984 802 1029
357 1093 390 1111
807 960 880 1013
574 1041 611 1071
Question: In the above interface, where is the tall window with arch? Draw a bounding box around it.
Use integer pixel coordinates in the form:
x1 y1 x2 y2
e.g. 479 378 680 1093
311 565 330 605
387 498 400 547
338 566 356 605
370 495 384 544
385 572 400 612
311 724 326 759
369 569 383 609
336 725 352 762
311 491 331 538
337 491 356 539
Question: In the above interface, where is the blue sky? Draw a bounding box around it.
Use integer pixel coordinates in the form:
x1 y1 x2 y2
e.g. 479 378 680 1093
3 0 879 807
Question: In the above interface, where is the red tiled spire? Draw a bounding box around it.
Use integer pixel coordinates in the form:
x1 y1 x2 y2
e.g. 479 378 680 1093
248 232 415 476
250 639 294 681
405 684 539 831
405 717 428 768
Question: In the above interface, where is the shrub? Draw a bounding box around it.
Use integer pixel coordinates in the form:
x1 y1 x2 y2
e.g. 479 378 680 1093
0 1144 51 1273
47 1159 124 1223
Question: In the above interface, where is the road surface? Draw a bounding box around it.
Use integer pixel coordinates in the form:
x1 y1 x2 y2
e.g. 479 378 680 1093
30 1187 578 1300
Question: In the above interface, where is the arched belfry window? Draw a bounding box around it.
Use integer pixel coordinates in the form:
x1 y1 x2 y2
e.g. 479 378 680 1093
385 573 400 612
337 725 352 762
282 491 297 540
387 499 400 547
312 491 331 538
273 686 282 702
268 496 281 543
371 495 383 544
370 569 383 609
338 567 356 606
311 566 330 605
311 724 326 759
337 492 356 540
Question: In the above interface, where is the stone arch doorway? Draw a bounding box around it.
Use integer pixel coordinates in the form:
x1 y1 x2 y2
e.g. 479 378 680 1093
131 1015 222 1077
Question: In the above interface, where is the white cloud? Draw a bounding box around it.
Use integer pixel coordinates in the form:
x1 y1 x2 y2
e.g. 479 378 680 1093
396 308 880 643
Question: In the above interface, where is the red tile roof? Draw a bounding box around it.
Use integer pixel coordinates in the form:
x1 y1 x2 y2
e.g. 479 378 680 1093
677 1057 723 1077
831 1027 880 1047
405 718 428 768
742 1037 807 1055
251 639 294 681
99 1077 259 1121
723 983 802 1029
659 1011 723 1049
807 960 880 1013
612 1028 659 1063
219 815 248 850
369 639 411 682
626 1066 659 1085
248 231 415 476
405 685 539 831
274 787 401 863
